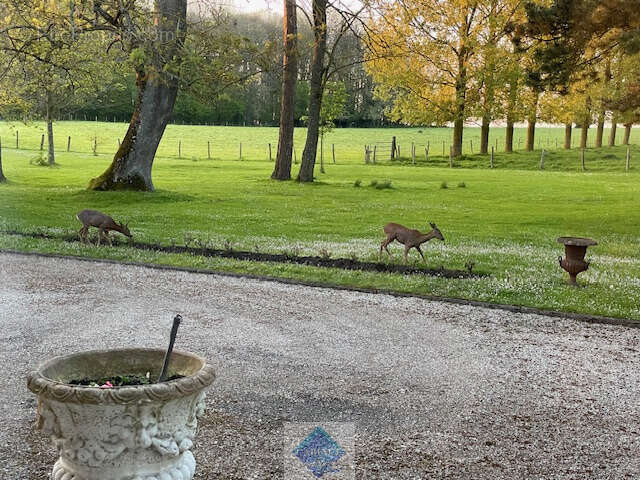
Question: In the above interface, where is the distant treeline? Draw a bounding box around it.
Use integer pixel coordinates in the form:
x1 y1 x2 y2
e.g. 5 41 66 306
60 11 393 128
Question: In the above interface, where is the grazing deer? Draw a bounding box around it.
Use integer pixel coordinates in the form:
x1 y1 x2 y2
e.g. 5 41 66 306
77 209 132 246
380 222 444 263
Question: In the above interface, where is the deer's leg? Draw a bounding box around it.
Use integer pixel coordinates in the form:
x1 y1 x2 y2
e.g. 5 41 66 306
416 245 426 262
104 231 112 247
380 236 394 259
403 245 410 264
97 228 104 246
78 226 87 243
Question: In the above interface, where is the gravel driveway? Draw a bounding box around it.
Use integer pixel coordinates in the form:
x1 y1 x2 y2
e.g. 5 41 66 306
1 252 639 479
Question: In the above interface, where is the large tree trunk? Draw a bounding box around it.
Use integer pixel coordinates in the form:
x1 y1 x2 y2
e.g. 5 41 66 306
595 111 605 147
525 89 539 151
272 0 298 180
564 123 572 149
609 117 617 146
88 0 186 191
45 90 55 166
298 0 327 183
452 49 467 158
623 123 632 145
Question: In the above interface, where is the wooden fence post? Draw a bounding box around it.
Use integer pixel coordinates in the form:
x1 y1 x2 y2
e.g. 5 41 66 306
40 134 45 151
179 140 182 158
539 149 545 170
442 140 445 156
239 143 242 160
581 148 586 171
208 141 211 160
391 136 396 160
67 136 71 152
470 139 473 154
411 142 415 164
15 130 18 149
268 143 272 162
449 146 453 168
93 137 97 156
490 146 494 169
373 145 377 163
626 146 630 171
332 143 335 163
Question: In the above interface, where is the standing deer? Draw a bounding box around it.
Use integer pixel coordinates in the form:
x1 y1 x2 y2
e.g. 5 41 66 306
380 221 444 263
77 209 132 246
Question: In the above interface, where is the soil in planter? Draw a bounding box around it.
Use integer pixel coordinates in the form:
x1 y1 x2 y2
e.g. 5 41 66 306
69 373 184 387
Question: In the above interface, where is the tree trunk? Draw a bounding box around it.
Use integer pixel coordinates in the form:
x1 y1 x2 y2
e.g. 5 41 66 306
525 90 539 151
88 0 186 191
580 115 589 149
505 71 519 153
480 115 490 155
564 123 572 149
623 123 632 145
298 0 327 183
595 111 605 147
452 48 467 158
0 135 6 182
609 117 617 146
272 0 298 180
505 120 514 153
46 91 55 166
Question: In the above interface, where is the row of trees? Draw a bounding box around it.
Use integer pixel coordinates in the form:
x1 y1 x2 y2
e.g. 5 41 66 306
2 0 639 189
364 0 640 158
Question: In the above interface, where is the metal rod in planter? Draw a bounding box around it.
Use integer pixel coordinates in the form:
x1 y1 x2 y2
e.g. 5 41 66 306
158 314 182 382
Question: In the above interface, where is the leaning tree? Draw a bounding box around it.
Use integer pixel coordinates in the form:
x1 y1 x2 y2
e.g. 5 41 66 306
87 0 187 191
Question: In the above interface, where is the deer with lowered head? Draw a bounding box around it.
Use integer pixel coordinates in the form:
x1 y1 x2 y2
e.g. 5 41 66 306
77 209 132 246
380 221 444 263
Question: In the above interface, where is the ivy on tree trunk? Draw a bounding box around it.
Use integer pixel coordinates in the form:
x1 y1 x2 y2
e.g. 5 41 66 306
88 0 186 191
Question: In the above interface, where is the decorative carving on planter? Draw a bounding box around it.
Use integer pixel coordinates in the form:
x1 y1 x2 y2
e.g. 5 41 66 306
27 348 215 480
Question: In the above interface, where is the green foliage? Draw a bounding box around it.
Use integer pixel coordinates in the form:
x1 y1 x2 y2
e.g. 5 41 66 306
354 179 362 187
457 181 466 188
440 181 448 189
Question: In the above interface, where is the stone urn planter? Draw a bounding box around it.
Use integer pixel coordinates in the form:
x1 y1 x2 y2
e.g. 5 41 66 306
27 348 216 480
557 236 597 286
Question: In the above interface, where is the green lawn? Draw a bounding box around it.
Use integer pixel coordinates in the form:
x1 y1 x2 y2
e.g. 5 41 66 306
1 122 639 320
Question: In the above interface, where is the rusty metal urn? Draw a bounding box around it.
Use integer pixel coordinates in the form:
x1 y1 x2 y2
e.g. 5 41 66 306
557 237 597 286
